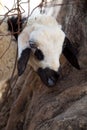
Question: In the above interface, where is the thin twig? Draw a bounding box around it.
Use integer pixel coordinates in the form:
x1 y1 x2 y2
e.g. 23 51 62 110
0 35 12 59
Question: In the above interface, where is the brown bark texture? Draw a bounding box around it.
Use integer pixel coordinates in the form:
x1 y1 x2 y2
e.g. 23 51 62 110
0 0 87 130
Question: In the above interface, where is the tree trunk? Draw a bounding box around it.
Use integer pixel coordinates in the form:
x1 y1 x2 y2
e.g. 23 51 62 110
0 0 87 130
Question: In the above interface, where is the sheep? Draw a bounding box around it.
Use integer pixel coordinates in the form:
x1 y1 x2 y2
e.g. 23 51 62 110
7 14 80 87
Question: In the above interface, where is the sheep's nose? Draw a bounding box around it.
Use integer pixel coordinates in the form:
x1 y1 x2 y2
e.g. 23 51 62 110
37 67 59 87
48 77 56 86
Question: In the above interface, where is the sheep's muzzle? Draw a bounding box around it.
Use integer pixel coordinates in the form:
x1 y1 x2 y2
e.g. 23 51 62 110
37 67 59 87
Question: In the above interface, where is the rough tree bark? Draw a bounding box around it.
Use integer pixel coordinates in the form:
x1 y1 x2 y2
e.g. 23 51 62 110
0 0 87 130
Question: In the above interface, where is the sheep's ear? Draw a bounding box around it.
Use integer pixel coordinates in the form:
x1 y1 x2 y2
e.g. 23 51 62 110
62 37 80 70
7 16 26 40
17 48 31 76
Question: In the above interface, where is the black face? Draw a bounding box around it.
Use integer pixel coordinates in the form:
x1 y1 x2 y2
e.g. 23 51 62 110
37 67 59 87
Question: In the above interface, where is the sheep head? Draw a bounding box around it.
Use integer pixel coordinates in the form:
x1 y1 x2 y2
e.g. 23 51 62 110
17 15 80 87
7 15 80 87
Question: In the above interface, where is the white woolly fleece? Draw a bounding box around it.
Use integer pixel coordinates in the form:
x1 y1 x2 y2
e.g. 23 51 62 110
18 14 65 71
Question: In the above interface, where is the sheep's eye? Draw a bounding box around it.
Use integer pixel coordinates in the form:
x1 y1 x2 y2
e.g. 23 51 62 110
29 40 44 61
34 49 44 61
29 41 37 49
30 43 37 49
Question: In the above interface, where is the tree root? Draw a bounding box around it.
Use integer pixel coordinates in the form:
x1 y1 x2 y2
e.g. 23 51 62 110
5 70 37 130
